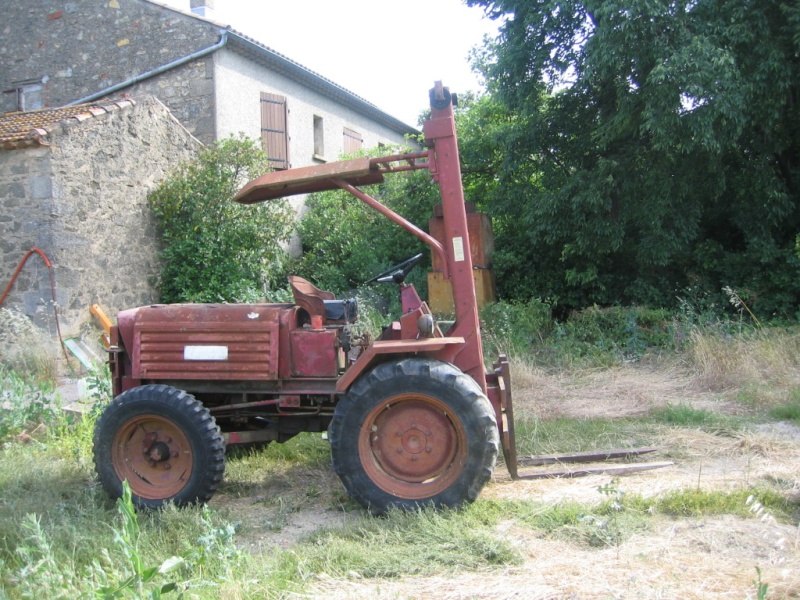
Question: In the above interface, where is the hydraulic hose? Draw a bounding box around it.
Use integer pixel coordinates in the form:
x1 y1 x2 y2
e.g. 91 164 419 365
0 248 69 362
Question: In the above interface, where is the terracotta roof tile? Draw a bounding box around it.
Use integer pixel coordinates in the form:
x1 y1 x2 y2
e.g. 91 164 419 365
0 99 137 149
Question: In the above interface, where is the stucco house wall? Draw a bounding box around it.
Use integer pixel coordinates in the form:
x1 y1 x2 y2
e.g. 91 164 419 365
0 97 201 335
214 48 412 162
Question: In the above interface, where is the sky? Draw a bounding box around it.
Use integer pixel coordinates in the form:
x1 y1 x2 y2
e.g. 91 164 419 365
155 0 500 126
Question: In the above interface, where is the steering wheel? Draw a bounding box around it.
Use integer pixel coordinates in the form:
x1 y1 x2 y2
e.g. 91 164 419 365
366 253 424 285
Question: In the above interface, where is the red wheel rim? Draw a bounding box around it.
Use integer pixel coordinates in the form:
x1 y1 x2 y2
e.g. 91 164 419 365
111 414 193 500
358 393 467 499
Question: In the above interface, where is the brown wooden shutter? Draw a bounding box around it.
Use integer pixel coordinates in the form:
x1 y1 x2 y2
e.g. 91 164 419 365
343 127 363 155
261 92 290 169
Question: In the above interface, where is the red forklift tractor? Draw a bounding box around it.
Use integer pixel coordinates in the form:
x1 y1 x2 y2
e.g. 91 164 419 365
92 82 663 515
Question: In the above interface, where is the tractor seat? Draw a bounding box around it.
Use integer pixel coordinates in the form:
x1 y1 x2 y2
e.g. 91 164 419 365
288 276 358 325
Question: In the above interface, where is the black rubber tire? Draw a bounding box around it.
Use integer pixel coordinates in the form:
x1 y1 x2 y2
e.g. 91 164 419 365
329 358 498 515
93 384 225 509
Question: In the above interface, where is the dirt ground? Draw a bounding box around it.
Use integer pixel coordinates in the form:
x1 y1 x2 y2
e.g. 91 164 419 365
210 362 800 599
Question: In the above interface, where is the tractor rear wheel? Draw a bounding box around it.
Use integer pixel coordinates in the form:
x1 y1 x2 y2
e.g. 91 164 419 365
329 358 498 515
93 384 225 509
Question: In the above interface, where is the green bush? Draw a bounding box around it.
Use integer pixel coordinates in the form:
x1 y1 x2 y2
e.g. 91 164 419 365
480 302 676 367
480 299 553 357
551 306 675 363
148 136 294 303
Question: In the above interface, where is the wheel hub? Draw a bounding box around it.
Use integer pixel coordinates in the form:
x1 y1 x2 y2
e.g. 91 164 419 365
111 414 192 500
364 397 461 487
400 425 430 455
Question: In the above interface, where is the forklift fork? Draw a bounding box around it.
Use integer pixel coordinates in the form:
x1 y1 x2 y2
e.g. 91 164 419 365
492 356 673 480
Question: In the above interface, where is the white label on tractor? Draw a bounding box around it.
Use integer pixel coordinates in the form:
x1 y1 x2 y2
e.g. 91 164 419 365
184 346 228 361
453 236 465 262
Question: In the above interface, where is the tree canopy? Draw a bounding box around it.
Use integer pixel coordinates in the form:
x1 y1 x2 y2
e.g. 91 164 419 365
464 0 800 317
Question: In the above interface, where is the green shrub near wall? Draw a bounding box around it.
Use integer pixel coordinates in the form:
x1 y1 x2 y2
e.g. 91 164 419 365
148 136 294 303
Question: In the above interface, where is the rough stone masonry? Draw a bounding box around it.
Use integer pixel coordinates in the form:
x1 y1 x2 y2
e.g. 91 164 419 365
0 96 201 342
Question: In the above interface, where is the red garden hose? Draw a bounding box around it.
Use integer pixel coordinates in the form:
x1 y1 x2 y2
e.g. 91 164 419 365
0 248 69 362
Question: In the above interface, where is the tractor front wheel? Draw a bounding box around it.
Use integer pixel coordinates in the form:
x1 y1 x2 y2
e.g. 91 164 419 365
329 358 498 515
93 384 225 509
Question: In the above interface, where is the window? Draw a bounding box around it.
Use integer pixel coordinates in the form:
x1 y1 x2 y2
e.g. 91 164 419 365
343 127 363 154
19 84 43 111
260 92 290 169
3 80 43 112
313 115 324 160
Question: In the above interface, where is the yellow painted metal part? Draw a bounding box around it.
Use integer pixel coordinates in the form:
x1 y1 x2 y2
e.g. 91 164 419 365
427 269 497 315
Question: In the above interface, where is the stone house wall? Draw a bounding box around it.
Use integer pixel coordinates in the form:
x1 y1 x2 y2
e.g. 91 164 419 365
0 96 201 337
0 0 220 142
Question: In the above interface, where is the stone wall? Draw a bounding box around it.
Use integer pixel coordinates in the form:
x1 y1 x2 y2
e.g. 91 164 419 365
0 96 201 337
0 0 219 142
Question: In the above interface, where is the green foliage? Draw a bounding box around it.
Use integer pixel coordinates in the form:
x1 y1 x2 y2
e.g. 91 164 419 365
1 454 243 599
293 146 439 303
553 305 674 363
754 566 769 600
148 136 294 303
0 366 60 443
651 403 719 427
464 0 800 317
625 488 792 520
481 301 675 366
96 481 185 599
769 394 800 422
480 298 553 357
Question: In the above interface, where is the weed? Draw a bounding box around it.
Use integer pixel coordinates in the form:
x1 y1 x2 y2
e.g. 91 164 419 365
0 366 61 443
723 286 761 328
480 298 553 358
0 308 58 386
85 366 113 409
650 403 743 433
97 481 186 599
594 479 626 553
625 488 793 521
769 399 800 422
753 566 769 600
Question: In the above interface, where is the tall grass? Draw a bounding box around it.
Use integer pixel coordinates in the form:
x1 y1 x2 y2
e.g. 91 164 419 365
0 366 61 442
686 327 800 397
0 308 58 386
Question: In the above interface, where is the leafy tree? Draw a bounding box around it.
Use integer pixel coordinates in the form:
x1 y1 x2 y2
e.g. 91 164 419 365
465 0 800 317
148 136 293 303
